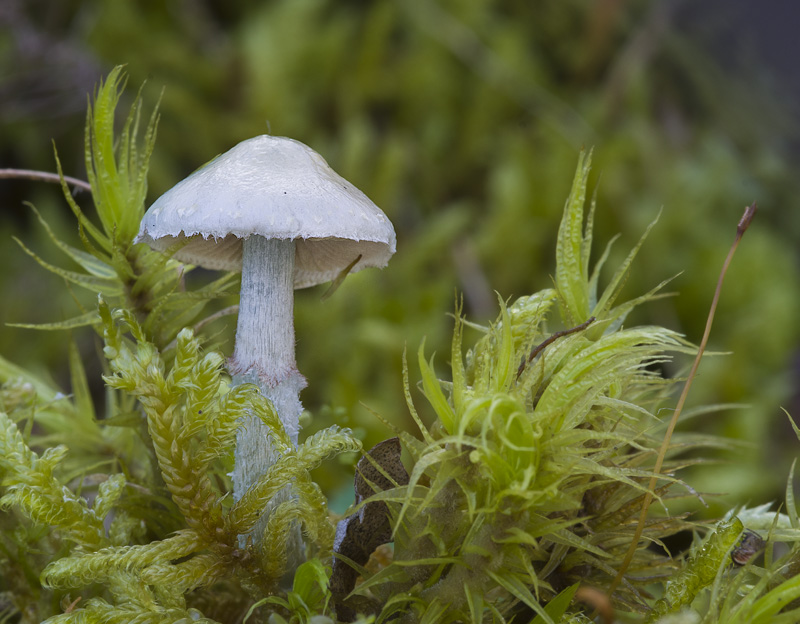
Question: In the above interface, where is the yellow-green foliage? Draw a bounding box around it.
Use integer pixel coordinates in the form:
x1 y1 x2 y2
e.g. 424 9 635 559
9 66 238 349
332 152 800 624
32 302 358 612
346 152 697 622
648 517 744 621
326 152 800 624
2 3 799 515
0 68 361 623
0 409 107 549
3 66 800 624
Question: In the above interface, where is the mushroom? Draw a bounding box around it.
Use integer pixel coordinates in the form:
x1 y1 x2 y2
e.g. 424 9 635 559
136 135 396 526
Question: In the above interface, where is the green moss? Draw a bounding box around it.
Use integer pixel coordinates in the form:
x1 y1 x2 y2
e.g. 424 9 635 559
1 66 799 624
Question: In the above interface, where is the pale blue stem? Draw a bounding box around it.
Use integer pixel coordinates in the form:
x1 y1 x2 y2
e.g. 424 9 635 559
230 235 305 576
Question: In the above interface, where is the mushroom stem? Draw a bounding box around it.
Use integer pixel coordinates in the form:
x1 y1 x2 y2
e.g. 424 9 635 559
230 235 306 558
231 235 306 426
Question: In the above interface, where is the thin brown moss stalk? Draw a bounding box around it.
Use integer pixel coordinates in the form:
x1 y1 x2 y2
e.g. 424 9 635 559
609 202 758 598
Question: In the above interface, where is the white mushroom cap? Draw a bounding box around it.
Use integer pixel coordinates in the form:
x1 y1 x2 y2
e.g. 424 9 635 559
136 135 396 288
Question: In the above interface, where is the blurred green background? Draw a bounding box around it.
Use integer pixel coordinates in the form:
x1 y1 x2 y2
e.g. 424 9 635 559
1 0 798 513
